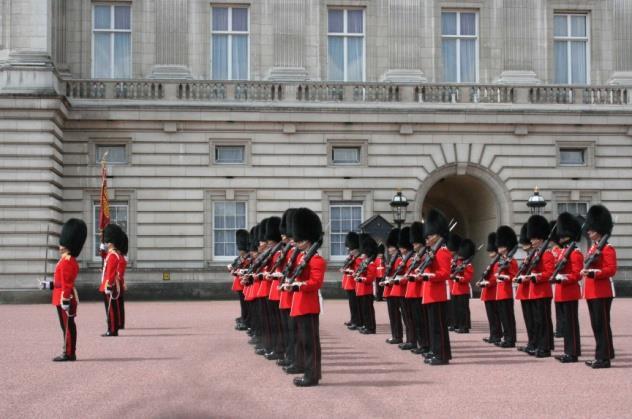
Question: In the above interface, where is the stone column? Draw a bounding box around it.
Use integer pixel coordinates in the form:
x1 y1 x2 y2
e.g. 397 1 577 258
148 0 192 79
265 0 308 81
608 0 632 84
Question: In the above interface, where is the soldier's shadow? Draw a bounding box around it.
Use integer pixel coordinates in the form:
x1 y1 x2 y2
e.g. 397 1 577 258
320 379 432 387
77 357 180 362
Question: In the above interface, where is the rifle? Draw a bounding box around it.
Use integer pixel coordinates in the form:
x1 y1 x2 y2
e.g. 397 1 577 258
240 243 277 284
339 252 358 275
416 220 458 280
583 233 611 271
524 223 558 281
384 251 414 285
353 255 376 282
283 238 324 290
549 242 577 283
378 251 399 286
493 244 519 283
268 241 293 276
477 253 501 288
404 248 427 282
451 256 473 279
513 247 536 283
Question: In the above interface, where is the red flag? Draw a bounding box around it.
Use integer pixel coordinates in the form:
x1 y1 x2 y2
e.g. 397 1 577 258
99 163 110 230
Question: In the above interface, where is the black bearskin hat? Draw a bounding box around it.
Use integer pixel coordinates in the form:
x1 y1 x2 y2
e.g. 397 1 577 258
257 219 268 243
59 218 87 258
526 215 550 240
119 230 129 256
377 243 385 255
447 233 462 252
519 223 529 245
264 216 282 242
409 221 425 244
280 208 297 238
103 223 125 251
236 229 250 252
549 220 559 245
386 228 400 249
345 232 360 250
585 204 613 235
292 208 323 243
424 208 449 239
495 226 517 250
486 232 498 252
398 227 413 250
458 238 476 259
249 226 258 251
556 212 582 242
359 233 378 258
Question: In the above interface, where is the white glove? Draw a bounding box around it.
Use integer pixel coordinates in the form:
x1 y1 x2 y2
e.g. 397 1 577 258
39 280 53 290
61 298 71 312
104 285 112 295
555 274 568 282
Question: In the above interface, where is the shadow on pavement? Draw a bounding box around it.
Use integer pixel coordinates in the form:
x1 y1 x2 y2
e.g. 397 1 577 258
325 368 414 375
77 357 180 362
320 379 431 387
116 333 206 337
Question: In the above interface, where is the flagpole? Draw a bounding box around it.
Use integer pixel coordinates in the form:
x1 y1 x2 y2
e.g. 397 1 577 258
99 152 110 268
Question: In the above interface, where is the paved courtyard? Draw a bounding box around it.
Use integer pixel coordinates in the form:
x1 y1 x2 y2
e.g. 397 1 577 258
1 298 631 418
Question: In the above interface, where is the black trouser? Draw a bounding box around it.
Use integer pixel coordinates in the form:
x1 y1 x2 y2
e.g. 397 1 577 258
295 314 321 382
520 300 536 349
56 302 77 357
386 297 403 340
400 297 415 344
446 299 455 328
484 301 502 342
497 298 516 345
559 300 581 357
346 290 361 326
118 291 125 329
410 298 429 350
238 291 248 324
246 300 255 331
532 297 553 352
427 302 452 361
267 299 284 354
554 300 563 336
453 294 470 331
359 295 376 332
375 281 384 300
103 294 119 335
258 298 272 351
587 298 615 360
280 308 292 360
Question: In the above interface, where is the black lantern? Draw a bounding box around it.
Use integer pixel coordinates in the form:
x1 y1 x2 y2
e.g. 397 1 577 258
389 190 409 229
527 186 546 215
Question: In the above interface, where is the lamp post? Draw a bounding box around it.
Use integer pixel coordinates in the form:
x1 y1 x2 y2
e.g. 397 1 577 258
389 190 409 229
527 186 547 215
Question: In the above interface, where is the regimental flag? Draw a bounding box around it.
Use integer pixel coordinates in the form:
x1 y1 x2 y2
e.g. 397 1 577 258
99 160 110 232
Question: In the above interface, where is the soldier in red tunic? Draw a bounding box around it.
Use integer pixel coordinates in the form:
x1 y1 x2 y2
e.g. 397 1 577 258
100 223 125 337
451 239 474 334
494 226 518 348
581 205 617 369
552 212 584 363
407 221 429 354
515 223 536 354
479 233 501 345
355 234 378 334
445 233 462 331
393 227 415 350
375 244 385 301
117 230 128 330
46 219 87 361
230 229 251 331
381 228 403 344
341 232 361 329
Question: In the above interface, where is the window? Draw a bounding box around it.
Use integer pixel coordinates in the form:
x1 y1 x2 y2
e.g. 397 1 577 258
559 148 585 166
93 203 128 259
332 146 361 164
441 11 478 83
211 7 249 80
93 4 131 78
215 145 245 164
213 201 247 258
330 203 363 258
558 202 588 217
96 144 127 164
554 14 589 84
327 8 364 81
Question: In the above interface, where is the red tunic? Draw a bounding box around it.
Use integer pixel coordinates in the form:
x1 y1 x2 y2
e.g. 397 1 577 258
269 248 291 301
494 258 518 300
528 250 554 299
421 247 451 304
290 253 326 317
118 256 128 292
451 259 473 296
389 254 410 298
404 256 422 299
583 243 617 300
355 258 377 297
343 257 361 291
99 250 120 293
256 250 281 299
230 257 249 292
383 256 399 298
279 247 299 310
480 261 497 302
51 254 79 306
554 248 583 302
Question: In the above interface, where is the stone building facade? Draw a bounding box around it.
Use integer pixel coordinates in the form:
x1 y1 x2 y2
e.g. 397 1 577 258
1 0 631 299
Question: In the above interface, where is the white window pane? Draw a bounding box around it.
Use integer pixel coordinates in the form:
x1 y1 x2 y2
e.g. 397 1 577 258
231 35 248 80
333 147 360 163
212 35 228 79
113 33 131 78
348 10 363 33
328 9 344 33
94 6 111 29
94 33 111 78
442 39 457 82
571 16 586 37
560 149 585 165
554 15 567 37
554 41 568 84
214 202 225 217
215 243 225 256
226 242 237 256
460 39 476 83
226 216 236 229
332 219 341 232
213 7 228 31
236 202 246 216
460 13 476 36
347 37 363 81
216 146 244 163
232 8 248 31
328 36 344 81
114 6 130 30
331 206 340 220
96 145 126 163
352 207 361 220
442 12 457 35
570 41 587 84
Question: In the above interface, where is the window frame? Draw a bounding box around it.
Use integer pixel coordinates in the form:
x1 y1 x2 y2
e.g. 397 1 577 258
92 202 129 262
331 146 361 165
329 201 364 261
91 3 132 79
559 148 586 166
553 13 591 85
327 7 366 82
214 144 246 165
326 138 368 167
556 140 594 168
95 144 128 165
210 6 250 80
440 9 480 83
212 200 248 261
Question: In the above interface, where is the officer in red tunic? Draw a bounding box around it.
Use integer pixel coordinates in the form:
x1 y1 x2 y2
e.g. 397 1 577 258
44 219 87 361
479 233 501 344
515 223 536 354
494 226 518 348
581 205 617 369
420 209 452 365
100 224 125 337
260 217 284 360
117 230 128 330
381 228 403 344
392 227 415 350
519 215 555 358
230 229 251 331
552 212 584 363
407 221 429 354
342 232 361 329
375 244 385 301
548 220 564 339
451 239 474 334
355 234 378 334
283 207 326 387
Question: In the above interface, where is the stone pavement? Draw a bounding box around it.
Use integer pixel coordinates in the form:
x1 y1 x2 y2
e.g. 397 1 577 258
1 299 631 418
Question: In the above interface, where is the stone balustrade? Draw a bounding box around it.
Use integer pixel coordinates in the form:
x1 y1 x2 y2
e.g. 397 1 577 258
63 79 632 106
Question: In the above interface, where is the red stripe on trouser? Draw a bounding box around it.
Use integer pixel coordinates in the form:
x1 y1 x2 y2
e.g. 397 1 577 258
438 304 446 360
63 310 71 355
603 301 613 359
109 298 116 333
